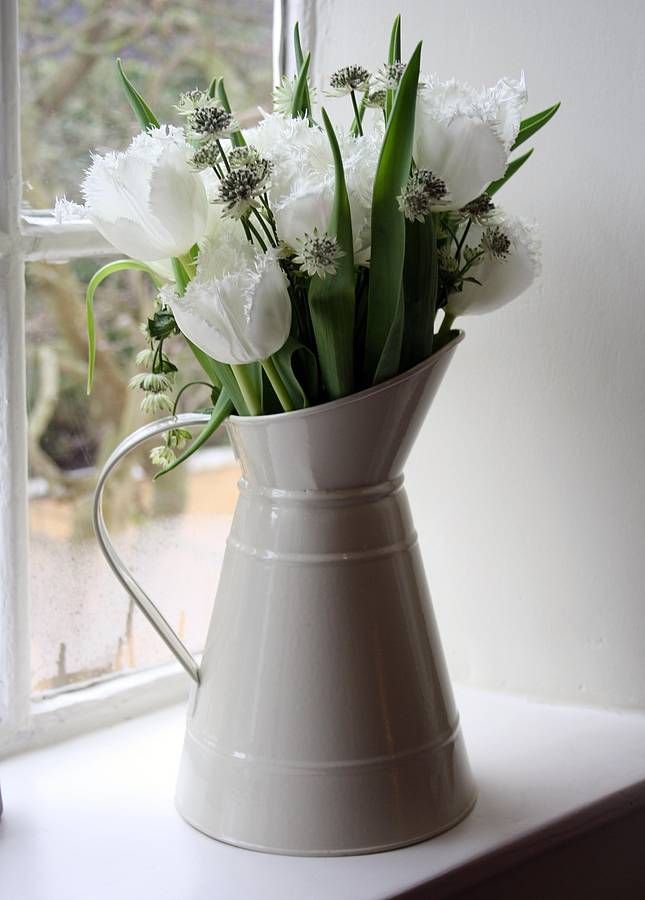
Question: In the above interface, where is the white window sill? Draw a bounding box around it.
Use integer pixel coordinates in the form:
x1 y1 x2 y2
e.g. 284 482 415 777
1 687 645 899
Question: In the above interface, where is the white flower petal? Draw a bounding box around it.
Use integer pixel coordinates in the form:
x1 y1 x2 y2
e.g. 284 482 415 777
448 212 541 317
80 125 208 261
414 112 507 210
168 252 292 365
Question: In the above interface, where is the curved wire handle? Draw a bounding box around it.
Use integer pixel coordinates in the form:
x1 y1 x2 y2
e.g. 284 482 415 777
93 413 213 684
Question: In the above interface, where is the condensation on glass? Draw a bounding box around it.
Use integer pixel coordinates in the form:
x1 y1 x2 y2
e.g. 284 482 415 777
26 260 241 693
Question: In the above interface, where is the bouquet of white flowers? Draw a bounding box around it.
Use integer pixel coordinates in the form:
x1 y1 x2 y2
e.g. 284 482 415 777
58 16 558 473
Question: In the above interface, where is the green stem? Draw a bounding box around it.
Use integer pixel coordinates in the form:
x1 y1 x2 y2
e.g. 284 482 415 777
456 219 472 263
216 139 231 172
437 310 455 342
252 208 276 247
172 381 215 415
350 90 363 136
180 254 196 279
261 356 294 412
246 218 268 252
231 364 261 416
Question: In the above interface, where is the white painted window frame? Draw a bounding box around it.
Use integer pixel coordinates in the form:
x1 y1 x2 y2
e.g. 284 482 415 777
0 0 290 757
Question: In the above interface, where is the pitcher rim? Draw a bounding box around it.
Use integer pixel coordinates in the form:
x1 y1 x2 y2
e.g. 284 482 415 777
229 330 464 426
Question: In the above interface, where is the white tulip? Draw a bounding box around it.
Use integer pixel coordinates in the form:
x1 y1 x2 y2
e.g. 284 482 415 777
78 126 209 261
245 113 380 263
165 219 292 365
414 74 527 210
447 212 541 317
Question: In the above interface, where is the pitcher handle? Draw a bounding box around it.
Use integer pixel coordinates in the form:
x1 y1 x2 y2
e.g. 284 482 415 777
92 413 214 684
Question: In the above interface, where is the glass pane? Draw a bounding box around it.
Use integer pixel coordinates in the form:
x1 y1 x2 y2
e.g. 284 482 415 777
26 260 239 693
19 0 274 208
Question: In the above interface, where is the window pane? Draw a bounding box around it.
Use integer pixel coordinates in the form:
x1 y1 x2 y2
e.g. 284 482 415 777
26 260 239 693
19 0 274 208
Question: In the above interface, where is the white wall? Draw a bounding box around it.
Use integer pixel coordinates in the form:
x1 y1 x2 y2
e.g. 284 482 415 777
302 0 645 709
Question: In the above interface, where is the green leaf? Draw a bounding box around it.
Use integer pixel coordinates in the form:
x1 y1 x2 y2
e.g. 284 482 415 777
401 214 438 370
386 15 403 119
364 42 422 384
207 76 218 99
116 59 159 130
388 14 402 63
215 78 246 147
85 260 162 393
273 336 319 408
290 52 311 119
154 389 233 479
307 108 355 400
187 342 248 415
486 148 534 197
511 102 560 151
293 23 312 121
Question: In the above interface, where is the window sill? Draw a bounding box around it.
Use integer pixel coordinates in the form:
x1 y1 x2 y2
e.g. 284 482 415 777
2 687 645 899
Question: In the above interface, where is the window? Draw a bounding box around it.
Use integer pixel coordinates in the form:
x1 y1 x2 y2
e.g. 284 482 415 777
0 0 280 754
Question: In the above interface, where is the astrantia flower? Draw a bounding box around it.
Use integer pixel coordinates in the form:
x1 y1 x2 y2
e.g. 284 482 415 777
164 219 291 364
128 372 173 393
372 62 406 91
481 225 511 259
217 157 272 219
414 73 527 209
150 445 176 469
190 140 221 171
141 393 174 415
135 348 156 368
363 90 387 109
446 211 541 317
175 89 212 116
293 229 344 278
273 74 317 115
328 65 371 96
460 194 497 225
166 428 192 449
228 146 260 168
187 104 238 140
398 169 449 221
72 126 208 261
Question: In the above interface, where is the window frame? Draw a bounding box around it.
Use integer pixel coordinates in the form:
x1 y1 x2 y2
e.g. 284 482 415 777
0 0 296 757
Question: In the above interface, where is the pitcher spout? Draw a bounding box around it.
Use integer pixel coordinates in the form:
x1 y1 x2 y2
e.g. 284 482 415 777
226 332 464 491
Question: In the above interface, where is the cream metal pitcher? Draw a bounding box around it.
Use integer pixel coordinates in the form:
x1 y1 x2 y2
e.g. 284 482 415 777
93 332 476 855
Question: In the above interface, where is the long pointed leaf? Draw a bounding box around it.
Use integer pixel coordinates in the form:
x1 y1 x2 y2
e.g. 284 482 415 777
273 336 318 409
307 108 355 400
154 390 233 479
290 52 311 119
486 148 533 197
388 14 402 63
401 214 438 369
293 23 312 120
116 59 159 130
364 42 422 384
511 102 560 151
386 15 402 119
86 260 162 393
216 78 246 147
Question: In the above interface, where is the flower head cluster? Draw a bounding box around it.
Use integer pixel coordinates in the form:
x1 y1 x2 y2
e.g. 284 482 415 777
372 62 406 91
364 90 387 109
328 65 371 96
228 145 261 168
149 427 193 470
273 74 317 115
293 229 344 279
398 169 449 221
187 104 238 140
481 225 511 259
217 155 273 219
460 194 497 225
189 139 221 171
